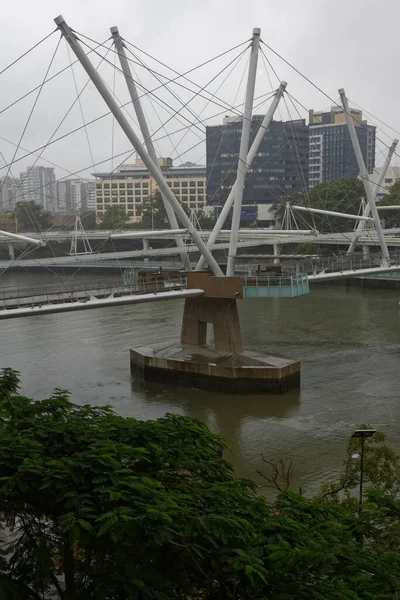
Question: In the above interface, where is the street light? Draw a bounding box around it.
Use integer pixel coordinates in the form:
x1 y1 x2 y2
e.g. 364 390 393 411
351 429 376 513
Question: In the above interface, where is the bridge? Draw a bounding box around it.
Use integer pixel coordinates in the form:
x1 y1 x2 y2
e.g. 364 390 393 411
1 17 399 393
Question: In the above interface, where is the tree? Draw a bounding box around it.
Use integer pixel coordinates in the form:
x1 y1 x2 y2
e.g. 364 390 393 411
378 180 400 228
137 190 169 229
79 211 96 230
3 369 400 599
99 205 130 230
318 425 400 504
380 179 400 206
137 190 190 230
272 178 365 233
0 368 270 600
14 201 52 232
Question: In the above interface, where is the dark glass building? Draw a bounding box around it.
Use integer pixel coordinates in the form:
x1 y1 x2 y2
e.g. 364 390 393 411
309 107 376 188
206 115 309 207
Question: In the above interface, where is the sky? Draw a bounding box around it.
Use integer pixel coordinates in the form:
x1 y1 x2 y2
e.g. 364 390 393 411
0 0 399 184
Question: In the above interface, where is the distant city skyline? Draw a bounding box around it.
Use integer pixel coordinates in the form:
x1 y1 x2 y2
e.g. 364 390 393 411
0 0 398 189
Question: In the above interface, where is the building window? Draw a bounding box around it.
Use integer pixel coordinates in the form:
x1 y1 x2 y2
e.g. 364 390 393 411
103 183 110 189
181 182 188 188
111 183 118 189
127 183 133 189
189 181 196 187
182 195 188 201
197 181 204 187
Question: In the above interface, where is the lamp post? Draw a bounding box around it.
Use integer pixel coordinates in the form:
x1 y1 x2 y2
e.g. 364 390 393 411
351 429 376 513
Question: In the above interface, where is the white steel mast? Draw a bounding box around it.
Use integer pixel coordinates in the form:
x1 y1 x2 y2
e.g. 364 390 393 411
110 27 190 270
226 28 261 276
195 80 286 271
339 88 390 267
55 15 224 277
347 138 398 256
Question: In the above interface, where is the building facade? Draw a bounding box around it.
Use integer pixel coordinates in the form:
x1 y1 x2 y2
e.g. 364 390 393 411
19 166 56 212
206 116 309 207
0 177 22 211
56 179 95 213
308 107 376 188
93 158 206 223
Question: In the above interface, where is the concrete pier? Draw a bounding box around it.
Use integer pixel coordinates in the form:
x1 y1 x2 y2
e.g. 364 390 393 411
130 271 300 394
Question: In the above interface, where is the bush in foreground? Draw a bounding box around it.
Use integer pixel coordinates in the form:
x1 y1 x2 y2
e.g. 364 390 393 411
1 368 400 599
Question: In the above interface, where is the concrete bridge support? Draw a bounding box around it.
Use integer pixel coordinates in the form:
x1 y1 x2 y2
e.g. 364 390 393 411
130 271 300 394
8 243 15 260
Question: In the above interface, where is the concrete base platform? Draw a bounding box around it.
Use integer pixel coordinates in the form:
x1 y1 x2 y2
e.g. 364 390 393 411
130 341 300 394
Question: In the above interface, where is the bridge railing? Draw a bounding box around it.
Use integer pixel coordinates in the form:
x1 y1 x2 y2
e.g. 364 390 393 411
242 274 309 298
0 274 188 310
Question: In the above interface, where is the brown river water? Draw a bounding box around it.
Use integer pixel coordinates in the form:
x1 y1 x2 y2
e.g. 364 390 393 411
2 271 400 496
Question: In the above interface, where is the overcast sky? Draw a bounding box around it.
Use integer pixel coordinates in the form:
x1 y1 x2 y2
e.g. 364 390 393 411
0 0 399 183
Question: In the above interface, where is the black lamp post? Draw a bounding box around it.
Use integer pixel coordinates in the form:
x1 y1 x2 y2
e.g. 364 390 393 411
351 429 376 513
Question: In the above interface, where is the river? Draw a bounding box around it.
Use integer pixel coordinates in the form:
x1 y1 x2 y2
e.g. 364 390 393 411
1 270 400 496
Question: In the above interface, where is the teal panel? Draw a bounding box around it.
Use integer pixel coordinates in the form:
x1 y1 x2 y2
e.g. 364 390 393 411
243 275 309 298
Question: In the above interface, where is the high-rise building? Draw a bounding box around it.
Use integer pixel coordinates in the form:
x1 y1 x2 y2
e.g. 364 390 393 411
206 115 309 207
19 166 56 212
0 177 22 211
93 158 206 223
56 179 96 213
308 107 376 188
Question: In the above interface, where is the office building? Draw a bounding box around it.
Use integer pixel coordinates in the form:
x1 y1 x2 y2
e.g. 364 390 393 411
308 107 376 188
93 158 206 223
206 115 309 207
19 166 56 212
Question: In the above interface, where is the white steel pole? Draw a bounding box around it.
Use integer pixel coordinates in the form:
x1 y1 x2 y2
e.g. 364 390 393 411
110 27 190 270
55 15 224 277
293 205 374 221
226 28 261 276
0 230 44 246
347 138 398 255
196 80 286 271
339 88 390 267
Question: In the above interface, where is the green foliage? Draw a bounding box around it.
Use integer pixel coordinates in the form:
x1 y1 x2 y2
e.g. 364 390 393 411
137 190 170 229
1 370 400 599
137 190 190 230
99 205 130 230
273 178 365 233
79 211 96 230
380 179 400 206
195 209 217 229
378 181 400 227
14 201 52 232
318 425 400 504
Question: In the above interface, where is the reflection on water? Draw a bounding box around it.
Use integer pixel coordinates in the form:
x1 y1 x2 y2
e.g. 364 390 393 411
1 271 400 495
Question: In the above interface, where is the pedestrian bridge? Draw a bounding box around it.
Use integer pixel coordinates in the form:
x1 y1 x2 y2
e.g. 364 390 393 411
0 272 309 320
